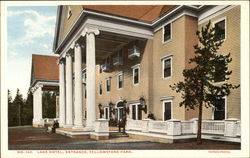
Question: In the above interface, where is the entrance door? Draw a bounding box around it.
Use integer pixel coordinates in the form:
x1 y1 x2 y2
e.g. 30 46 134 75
117 107 124 121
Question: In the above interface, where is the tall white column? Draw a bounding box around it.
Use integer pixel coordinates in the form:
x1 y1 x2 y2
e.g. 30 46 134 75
59 58 66 127
83 28 100 130
65 52 73 128
73 43 84 129
32 85 43 127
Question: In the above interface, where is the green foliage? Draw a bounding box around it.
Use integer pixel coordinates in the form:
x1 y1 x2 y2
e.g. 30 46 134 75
170 21 239 109
42 91 56 118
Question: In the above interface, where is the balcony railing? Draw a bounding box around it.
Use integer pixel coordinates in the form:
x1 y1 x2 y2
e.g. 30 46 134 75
148 121 167 134
126 119 143 131
181 121 193 134
128 45 140 59
113 56 123 66
202 120 225 135
101 64 111 72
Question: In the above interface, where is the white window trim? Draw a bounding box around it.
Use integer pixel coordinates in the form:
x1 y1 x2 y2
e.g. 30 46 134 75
212 96 227 120
129 103 141 120
161 55 173 79
162 22 172 44
67 6 72 19
104 107 110 119
212 17 227 42
105 77 111 93
162 99 173 121
117 107 123 121
131 64 140 86
117 71 123 90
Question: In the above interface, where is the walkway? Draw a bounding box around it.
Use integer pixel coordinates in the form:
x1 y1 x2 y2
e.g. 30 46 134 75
8 126 240 150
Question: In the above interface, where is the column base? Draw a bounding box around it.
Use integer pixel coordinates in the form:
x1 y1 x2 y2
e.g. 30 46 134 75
72 125 84 129
84 126 94 131
32 119 44 128
63 124 73 128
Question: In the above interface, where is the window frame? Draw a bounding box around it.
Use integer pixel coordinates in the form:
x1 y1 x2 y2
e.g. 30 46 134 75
162 22 172 44
67 6 72 19
213 17 227 42
104 107 110 119
162 99 173 121
106 77 111 92
130 103 142 120
117 72 124 90
99 82 102 96
212 96 227 120
131 64 140 86
161 55 173 79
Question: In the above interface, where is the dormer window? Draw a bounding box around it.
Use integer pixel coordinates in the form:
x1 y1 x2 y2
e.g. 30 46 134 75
67 6 72 19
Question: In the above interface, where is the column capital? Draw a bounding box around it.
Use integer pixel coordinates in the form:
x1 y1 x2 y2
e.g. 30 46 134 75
81 27 100 37
58 57 65 65
66 51 74 57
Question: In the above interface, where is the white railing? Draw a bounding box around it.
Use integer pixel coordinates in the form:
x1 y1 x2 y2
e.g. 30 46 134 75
181 121 193 134
148 121 167 134
128 45 140 59
113 56 123 66
202 120 225 135
236 120 241 136
127 120 143 131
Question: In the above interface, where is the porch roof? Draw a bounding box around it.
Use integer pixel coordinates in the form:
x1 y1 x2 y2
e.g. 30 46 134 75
30 54 59 87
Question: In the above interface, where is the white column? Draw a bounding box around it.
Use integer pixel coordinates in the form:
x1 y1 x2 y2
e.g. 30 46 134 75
65 52 73 128
59 58 66 127
73 43 83 129
83 28 100 130
32 85 43 127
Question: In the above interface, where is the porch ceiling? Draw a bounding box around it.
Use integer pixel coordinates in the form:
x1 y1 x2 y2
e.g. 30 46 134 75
79 31 142 64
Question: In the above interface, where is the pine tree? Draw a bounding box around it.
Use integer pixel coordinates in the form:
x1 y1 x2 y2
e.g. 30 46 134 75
12 89 25 126
170 21 239 144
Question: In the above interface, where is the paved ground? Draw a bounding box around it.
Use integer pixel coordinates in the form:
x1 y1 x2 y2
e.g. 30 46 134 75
8 126 240 150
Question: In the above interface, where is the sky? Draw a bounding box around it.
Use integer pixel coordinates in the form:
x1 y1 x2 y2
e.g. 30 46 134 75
7 6 58 99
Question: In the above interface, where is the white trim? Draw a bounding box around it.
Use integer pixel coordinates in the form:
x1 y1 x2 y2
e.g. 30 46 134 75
162 99 173 121
212 96 227 120
132 64 140 86
212 17 227 42
98 82 102 96
129 103 142 120
117 71 123 90
198 5 236 25
162 22 172 44
162 55 173 79
154 12 197 33
104 107 110 120
105 77 111 93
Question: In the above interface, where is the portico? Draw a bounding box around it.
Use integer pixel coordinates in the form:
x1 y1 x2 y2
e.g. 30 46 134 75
55 7 153 131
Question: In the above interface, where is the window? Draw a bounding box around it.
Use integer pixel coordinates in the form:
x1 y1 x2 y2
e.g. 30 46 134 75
163 23 172 43
84 88 86 99
67 6 72 19
82 72 86 83
132 64 140 85
104 107 109 119
214 59 226 83
162 55 172 78
163 100 172 121
131 104 142 120
213 97 226 120
99 83 102 95
117 72 123 89
214 18 226 41
106 77 111 92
